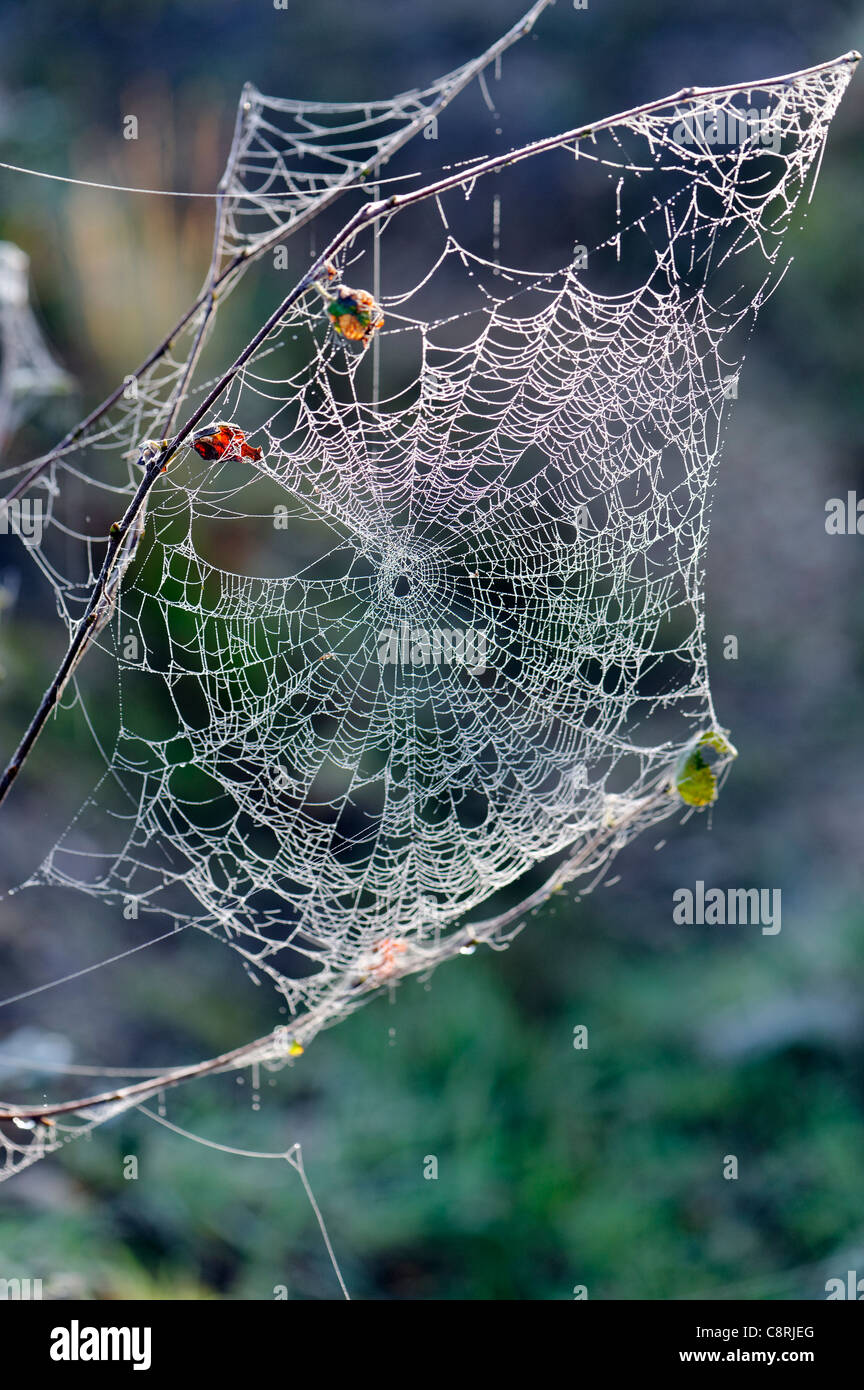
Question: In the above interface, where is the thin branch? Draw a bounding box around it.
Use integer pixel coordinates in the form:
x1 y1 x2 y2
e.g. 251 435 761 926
0 199 365 805
0 453 161 802
373 49 861 218
0 1025 294 1121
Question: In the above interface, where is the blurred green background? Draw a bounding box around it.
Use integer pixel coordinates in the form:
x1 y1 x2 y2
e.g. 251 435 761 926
1 0 864 1300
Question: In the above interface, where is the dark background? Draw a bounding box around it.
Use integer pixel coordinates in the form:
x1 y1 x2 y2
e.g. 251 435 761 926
0 0 863 1300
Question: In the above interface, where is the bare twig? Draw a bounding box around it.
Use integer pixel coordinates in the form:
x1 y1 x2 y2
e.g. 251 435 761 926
0 1025 291 1121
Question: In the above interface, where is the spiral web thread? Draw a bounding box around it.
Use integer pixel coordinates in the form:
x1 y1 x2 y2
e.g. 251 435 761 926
220 76 464 266
0 53 856 1176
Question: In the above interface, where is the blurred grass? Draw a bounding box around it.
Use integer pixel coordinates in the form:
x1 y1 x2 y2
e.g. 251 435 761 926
4 898 864 1298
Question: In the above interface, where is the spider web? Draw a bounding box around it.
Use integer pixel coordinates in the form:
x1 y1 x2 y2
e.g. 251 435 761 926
0 17 533 633
219 75 467 267
0 242 72 455
0 52 857 1175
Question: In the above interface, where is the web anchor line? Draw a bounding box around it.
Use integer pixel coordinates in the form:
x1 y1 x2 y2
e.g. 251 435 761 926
135 1111 350 1299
